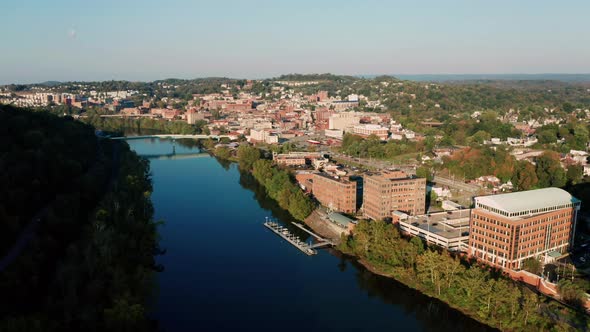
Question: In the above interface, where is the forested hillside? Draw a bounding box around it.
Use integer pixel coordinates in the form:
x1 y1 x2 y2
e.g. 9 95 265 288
0 106 160 331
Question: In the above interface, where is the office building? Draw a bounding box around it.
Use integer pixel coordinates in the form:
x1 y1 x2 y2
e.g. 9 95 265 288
363 171 426 220
468 188 580 269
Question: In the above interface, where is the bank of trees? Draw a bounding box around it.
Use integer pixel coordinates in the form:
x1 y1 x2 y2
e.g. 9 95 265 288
0 105 98 252
0 107 159 331
340 220 589 331
82 114 207 136
341 133 423 160
442 147 581 189
236 145 314 221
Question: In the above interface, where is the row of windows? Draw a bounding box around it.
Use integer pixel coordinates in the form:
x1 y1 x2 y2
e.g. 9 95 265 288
471 235 509 251
520 216 570 230
472 215 509 228
472 223 510 236
471 228 510 241
507 203 576 217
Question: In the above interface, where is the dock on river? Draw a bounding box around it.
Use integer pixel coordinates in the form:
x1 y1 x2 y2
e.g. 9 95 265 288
263 219 334 256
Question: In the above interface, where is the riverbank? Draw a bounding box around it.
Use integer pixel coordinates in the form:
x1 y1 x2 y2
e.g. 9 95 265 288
303 208 344 245
206 144 586 331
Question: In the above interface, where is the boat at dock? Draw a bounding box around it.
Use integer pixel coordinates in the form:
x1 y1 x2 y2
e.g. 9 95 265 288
263 220 318 256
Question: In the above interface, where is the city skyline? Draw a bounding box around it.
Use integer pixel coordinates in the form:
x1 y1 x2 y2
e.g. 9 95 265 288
2 0 590 84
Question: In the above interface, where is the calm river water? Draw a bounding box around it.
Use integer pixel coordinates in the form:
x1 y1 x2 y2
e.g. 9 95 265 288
127 138 495 332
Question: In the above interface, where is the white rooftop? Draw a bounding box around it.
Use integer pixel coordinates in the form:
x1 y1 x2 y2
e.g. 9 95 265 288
475 188 580 216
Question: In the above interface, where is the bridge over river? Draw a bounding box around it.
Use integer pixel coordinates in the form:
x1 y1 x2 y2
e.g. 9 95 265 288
112 135 214 160
110 134 232 141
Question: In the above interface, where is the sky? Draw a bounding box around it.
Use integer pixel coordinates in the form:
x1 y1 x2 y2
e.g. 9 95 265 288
1 0 589 84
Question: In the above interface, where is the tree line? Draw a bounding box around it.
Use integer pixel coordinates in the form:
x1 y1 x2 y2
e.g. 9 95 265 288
339 220 589 331
235 145 314 221
0 107 160 331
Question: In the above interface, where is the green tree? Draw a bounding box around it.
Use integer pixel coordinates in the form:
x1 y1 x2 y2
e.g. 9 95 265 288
522 257 543 275
236 145 261 170
557 279 587 307
535 151 566 188
566 164 583 185
416 166 433 181
214 146 231 160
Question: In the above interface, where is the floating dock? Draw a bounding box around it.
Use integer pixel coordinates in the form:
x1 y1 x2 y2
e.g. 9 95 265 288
263 221 317 255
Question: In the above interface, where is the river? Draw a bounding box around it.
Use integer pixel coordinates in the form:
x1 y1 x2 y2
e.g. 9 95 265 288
126 138 495 332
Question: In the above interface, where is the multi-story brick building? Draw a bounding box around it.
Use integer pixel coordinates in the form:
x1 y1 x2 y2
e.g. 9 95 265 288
363 171 426 220
312 173 357 214
468 188 580 270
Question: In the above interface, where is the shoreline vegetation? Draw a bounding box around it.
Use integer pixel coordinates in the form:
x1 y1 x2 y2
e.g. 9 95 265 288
207 142 314 221
206 142 589 332
338 220 589 332
0 106 160 331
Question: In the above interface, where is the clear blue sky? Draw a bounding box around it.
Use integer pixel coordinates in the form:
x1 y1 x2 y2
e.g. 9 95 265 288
1 0 589 84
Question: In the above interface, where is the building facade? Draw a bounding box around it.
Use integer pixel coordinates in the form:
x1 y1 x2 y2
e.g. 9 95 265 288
312 173 357 214
468 188 580 270
363 171 426 220
352 124 389 140
328 112 360 131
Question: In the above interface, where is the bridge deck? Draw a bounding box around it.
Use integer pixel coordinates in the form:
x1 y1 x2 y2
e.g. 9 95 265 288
111 134 231 140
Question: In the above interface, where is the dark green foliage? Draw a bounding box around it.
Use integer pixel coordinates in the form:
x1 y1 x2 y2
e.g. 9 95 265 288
236 145 261 170
249 159 314 221
566 164 584 185
340 220 588 331
0 107 158 331
535 151 566 188
522 258 543 275
415 166 433 181
557 279 588 308
341 133 423 160
82 114 205 136
0 105 98 252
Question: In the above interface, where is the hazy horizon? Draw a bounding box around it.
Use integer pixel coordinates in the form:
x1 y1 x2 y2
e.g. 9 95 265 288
3 73 590 86
2 0 590 84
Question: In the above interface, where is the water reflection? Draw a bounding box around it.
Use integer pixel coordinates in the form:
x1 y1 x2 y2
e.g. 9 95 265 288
238 169 496 332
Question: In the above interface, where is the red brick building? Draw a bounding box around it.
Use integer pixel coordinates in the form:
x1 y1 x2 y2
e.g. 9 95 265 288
468 188 580 270
363 171 426 219
312 173 357 214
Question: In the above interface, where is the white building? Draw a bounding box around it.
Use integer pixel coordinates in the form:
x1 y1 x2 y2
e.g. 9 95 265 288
352 124 389 140
328 112 360 131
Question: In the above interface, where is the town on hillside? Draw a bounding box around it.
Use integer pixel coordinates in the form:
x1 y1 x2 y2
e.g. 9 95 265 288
3 75 590 312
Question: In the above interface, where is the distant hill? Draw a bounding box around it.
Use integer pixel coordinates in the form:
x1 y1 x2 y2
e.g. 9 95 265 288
392 74 590 83
37 80 62 86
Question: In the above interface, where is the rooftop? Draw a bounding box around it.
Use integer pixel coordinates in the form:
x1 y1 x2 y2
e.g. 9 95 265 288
475 188 580 217
327 212 356 227
315 172 353 184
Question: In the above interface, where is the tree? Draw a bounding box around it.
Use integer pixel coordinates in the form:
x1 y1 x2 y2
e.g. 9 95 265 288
566 164 583 185
537 130 556 144
522 257 543 275
416 166 433 181
236 145 261 170
214 146 231 160
557 279 587 307
288 190 314 221
252 160 273 186
470 130 491 144
512 161 538 190
521 290 540 326
535 151 566 188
